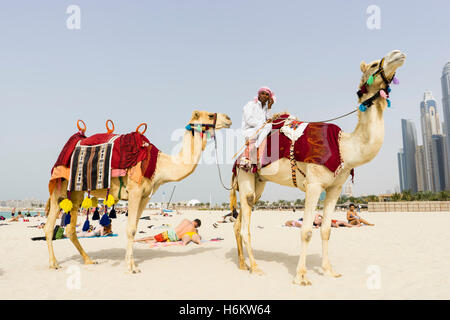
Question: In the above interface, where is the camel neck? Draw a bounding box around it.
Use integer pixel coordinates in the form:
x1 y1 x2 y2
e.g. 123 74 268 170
158 130 206 183
341 98 386 168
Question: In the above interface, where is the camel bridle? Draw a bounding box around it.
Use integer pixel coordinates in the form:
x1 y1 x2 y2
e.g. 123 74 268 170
357 57 395 110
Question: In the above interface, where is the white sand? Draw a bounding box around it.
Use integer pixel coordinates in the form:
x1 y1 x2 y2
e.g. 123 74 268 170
0 210 449 300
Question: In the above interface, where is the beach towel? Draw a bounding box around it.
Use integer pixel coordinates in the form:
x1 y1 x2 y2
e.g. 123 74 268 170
76 233 118 239
147 238 223 248
31 233 118 241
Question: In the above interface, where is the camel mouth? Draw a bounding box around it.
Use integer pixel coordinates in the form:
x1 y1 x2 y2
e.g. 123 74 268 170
387 52 406 66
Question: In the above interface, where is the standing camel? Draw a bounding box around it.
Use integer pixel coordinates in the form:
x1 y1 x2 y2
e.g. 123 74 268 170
230 50 406 285
45 110 231 273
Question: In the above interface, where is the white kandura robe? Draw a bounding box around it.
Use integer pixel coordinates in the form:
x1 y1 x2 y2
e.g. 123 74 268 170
241 100 273 148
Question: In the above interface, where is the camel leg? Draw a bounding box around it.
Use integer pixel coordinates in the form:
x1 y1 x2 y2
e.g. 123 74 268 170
44 192 63 269
293 182 323 286
320 185 342 278
125 181 144 273
238 171 264 275
233 179 265 271
65 192 96 265
233 207 248 270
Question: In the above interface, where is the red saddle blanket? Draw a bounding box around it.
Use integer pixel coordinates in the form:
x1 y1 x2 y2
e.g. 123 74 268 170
233 114 354 179
51 131 159 182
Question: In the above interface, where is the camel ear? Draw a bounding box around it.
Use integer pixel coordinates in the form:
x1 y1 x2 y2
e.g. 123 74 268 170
360 61 368 73
191 111 200 120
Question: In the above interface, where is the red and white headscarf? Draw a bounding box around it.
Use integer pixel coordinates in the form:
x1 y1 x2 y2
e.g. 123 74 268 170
254 86 276 103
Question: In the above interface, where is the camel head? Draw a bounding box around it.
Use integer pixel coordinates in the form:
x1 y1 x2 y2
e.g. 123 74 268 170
358 50 406 109
185 110 232 149
188 110 232 130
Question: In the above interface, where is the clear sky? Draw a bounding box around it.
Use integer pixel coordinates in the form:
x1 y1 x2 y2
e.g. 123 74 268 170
1 0 449 204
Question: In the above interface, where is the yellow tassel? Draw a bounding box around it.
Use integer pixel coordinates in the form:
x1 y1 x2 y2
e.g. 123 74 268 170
91 197 98 208
60 199 73 213
103 194 115 207
81 197 93 209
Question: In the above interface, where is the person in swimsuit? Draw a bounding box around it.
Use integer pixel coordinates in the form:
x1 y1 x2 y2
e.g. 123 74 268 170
292 214 354 228
134 218 202 246
347 204 374 226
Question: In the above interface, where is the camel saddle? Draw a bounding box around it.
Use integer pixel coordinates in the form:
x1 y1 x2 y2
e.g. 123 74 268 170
49 131 159 194
233 113 354 185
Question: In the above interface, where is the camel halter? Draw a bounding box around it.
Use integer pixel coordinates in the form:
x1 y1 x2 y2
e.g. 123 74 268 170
185 113 217 139
356 57 398 112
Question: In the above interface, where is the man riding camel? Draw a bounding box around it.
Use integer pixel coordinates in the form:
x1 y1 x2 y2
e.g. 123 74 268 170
240 86 276 170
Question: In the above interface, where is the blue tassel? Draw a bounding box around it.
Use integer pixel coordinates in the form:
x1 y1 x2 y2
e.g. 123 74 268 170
387 87 391 93
387 99 391 108
92 207 100 220
359 104 367 112
64 212 71 225
185 124 191 130
82 219 90 232
100 213 111 226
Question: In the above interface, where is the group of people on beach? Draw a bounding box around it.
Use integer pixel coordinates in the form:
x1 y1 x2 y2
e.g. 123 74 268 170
285 203 374 228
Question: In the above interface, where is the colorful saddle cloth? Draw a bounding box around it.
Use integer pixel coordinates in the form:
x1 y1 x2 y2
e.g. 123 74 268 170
68 136 118 192
49 131 160 194
233 113 354 180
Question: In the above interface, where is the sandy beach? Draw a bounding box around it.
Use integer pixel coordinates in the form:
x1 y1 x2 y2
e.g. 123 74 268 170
0 209 449 300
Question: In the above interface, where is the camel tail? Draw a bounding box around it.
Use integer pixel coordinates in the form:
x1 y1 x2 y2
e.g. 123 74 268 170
229 174 238 212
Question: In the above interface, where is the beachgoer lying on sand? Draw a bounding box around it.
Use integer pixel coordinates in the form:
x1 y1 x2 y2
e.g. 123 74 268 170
286 214 354 228
213 209 238 228
347 204 374 226
135 218 202 246
76 223 113 237
285 219 303 227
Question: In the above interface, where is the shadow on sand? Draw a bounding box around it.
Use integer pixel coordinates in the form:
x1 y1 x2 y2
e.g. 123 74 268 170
225 248 323 277
59 246 220 267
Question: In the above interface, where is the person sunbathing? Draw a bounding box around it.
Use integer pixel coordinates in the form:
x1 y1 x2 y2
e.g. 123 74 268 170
286 214 354 228
347 204 374 226
213 209 238 227
76 223 113 237
135 218 202 245
285 219 303 228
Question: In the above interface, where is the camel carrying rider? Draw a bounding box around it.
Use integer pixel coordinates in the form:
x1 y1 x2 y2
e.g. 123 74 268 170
240 87 276 170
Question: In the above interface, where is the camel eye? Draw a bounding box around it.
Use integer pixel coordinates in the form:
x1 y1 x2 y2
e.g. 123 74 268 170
371 63 378 68
208 114 214 119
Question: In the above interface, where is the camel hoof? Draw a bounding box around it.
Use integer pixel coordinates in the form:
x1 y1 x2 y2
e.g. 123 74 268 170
84 259 97 265
49 264 61 270
250 267 265 276
238 263 250 271
128 267 141 274
322 267 341 278
293 276 312 286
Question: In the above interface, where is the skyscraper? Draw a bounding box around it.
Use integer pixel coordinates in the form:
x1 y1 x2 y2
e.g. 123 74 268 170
431 135 447 191
401 119 418 192
420 91 443 191
415 145 426 192
397 148 406 192
440 62 450 189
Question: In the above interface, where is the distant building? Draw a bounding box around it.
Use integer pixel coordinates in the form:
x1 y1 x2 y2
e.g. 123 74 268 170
187 199 201 206
420 91 443 191
431 135 447 191
343 181 353 197
440 62 450 189
401 119 418 192
415 145 427 192
397 148 406 192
